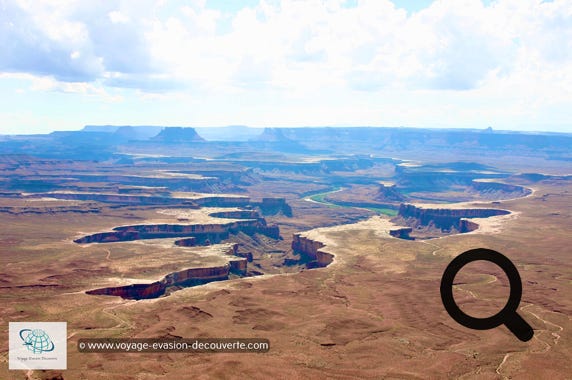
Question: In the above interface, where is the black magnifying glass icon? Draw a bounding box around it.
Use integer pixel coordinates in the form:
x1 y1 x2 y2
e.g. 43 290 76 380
440 248 533 342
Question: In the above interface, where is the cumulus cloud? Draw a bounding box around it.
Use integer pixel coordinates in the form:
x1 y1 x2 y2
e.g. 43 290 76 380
0 0 160 84
1 0 571 101
0 0 101 81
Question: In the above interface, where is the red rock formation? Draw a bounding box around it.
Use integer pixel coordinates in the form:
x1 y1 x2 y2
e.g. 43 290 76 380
174 237 196 247
163 266 231 286
74 218 280 244
209 210 260 219
86 281 167 299
256 198 293 216
236 252 253 262
458 218 479 233
291 234 333 267
193 197 250 207
86 265 231 299
78 230 140 243
258 225 281 239
389 227 413 239
375 184 406 202
396 204 510 233
471 180 531 198
31 192 199 206
86 245 243 299
229 259 247 274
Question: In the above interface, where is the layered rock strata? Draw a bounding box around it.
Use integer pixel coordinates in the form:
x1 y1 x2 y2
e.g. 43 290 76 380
86 244 246 300
255 198 293 216
74 219 279 244
396 204 510 233
291 234 333 267
470 180 531 198
31 192 251 207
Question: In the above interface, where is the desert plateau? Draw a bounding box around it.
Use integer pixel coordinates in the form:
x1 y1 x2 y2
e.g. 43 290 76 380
1 126 571 379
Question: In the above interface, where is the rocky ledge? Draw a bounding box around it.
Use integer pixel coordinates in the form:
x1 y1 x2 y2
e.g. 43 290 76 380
291 234 333 268
74 218 280 244
86 244 246 300
395 203 510 234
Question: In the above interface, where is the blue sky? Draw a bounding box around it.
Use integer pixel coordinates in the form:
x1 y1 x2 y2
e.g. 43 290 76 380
1 0 571 135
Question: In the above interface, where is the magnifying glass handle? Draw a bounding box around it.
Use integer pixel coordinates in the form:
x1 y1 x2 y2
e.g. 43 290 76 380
504 313 534 342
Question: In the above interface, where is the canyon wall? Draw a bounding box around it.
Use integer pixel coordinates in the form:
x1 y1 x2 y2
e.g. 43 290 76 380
255 198 293 216
174 237 196 247
291 234 333 267
74 219 279 244
193 197 250 207
257 224 281 239
31 192 189 205
86 245 244 299
30 192 253 208
388 227 413 239
86 282 167 299
471 180 531 198
458 218 479 233
229 258 248 274
396 204 510 232
376 183 406 202
209 210 259 219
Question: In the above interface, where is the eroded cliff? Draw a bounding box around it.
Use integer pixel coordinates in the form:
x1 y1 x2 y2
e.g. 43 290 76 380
86 244 246 299
291 234 333 268
394 203 510 235
74 218 279 244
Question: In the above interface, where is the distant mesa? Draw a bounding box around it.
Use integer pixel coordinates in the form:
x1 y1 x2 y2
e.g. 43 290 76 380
82 125 163 140
82 125 121 133
113 126 136 139
113 126 157 141
152 127 205 142
196 126 263 141
254 128 294 142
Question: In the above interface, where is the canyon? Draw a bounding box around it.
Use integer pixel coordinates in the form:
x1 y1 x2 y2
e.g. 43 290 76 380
1 126 570 379
73 205 284 299
73 219 279 245
86 244 246 300
394 203 511 236
291 234 333 267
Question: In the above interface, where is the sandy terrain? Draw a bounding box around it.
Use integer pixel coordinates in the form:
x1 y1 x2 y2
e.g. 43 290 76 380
1 177 571 379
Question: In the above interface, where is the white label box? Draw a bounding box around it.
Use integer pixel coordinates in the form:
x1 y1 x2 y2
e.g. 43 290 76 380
9 322 67 370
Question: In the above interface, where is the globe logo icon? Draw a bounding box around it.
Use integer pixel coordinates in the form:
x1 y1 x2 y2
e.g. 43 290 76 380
19 329 55 354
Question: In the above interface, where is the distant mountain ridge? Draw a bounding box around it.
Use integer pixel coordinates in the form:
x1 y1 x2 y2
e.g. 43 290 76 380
152 127 205 142
82 125 163 140
195 126 262 141
0 126 570 162
254 128 296 142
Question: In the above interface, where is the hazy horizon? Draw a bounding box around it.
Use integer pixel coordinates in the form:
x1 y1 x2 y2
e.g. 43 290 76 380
3 124 572 138
1 0 571 134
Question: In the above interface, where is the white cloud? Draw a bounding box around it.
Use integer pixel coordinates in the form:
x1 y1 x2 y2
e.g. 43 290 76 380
108 10 130 24
0 0 571 131
4 0 571 92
